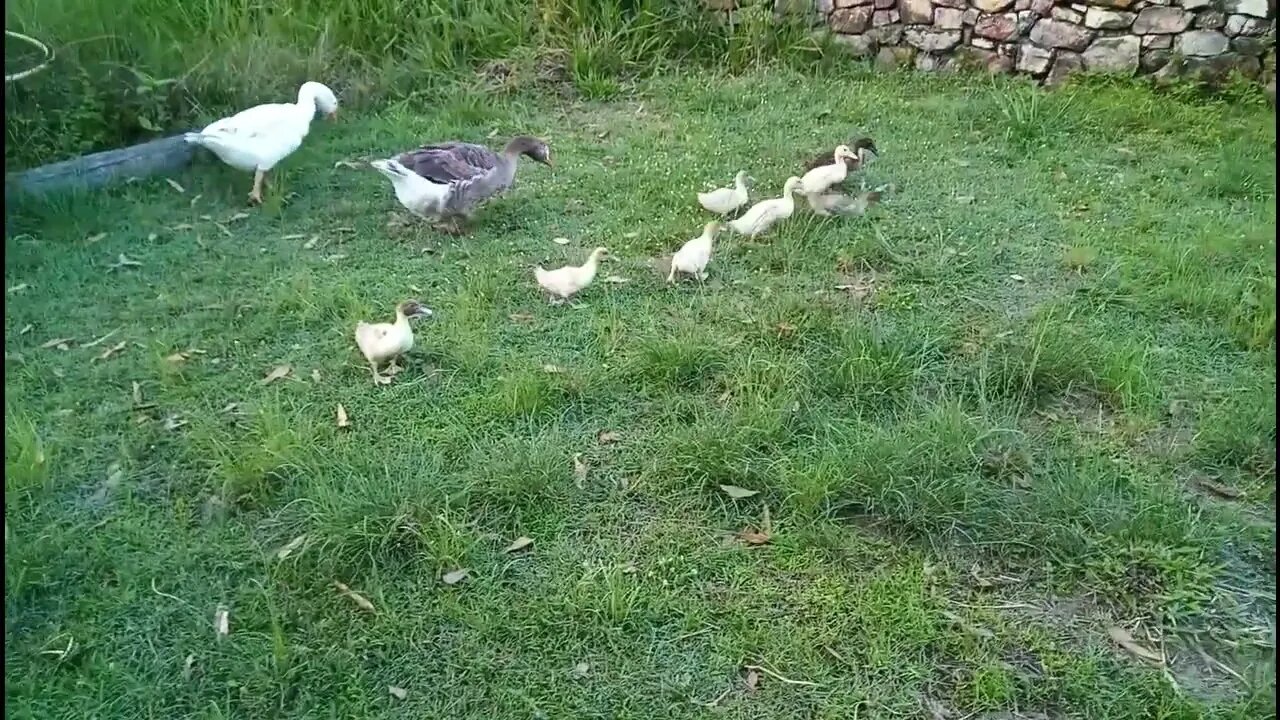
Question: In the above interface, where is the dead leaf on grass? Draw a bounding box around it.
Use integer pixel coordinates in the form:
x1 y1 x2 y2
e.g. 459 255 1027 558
601 275 629 284
623 231 639 239
7 283 30 294
921 695 956 720
719 484 758 499
132 382 143 405
261 365 292 384
571 661 590 679
108 253 143 271
542 363 564 374
551 236 571 245
1108 626 1163 665
596 430 621 445
441 568 470 586
226 212 250 223
941 610 995 640
183 654 196 681
19 324 33 335
303 235 320 250
334 160 365 170
737 528 771 546
214 606 230 638
163 414 187 431
41 337 75 350
165 178 186 193
83 328 122 349
969 565 1022 588
1194 477 1243 500
336 404 351 428
388 686 408 701
170 223 194 232
273 534 308 560
1009 274 1026 282
573 453 589 488
94 341 128 362
324 254 347 263
166 350 190 364
774 322 797 336
280 233 307 241
504 536 534 553
743 668 760 693
509 312 535 324
85 232 107 244
334 581 377 613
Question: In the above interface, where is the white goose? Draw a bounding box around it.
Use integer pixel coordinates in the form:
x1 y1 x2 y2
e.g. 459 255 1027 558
185 81 339 205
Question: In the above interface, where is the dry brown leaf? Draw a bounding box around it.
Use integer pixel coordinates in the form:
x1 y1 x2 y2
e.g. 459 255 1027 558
333 581 377 613
131 381 143 405
571 661 590 679
165 178 186 193
1108 626 1163 665
504 536 534 553
41 337 75 349
573 453 589 488
7 283 30 294
166 351 190 364
743 668 760 693
441 568 470 586
719 484 758 499
737 528 771 546
85 232 107 244
774 322 797 336
82 328 121 348
214 606 230 638
108 253 143 271
509 312 535 324
336 404 351 429
261 365 292 384
388 686 408 701
94 341 128 362
551 236 571 245
542 363 564 374
596 430 621 445
1194 477 1243 500
274 534 308 560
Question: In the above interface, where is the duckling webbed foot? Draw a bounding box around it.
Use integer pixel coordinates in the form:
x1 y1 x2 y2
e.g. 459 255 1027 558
369 363 393 385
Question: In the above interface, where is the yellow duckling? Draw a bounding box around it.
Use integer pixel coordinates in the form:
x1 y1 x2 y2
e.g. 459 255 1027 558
534 246 609 304
354 299 433 384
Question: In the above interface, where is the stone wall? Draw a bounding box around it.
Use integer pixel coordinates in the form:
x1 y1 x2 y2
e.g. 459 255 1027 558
709 0 1276 88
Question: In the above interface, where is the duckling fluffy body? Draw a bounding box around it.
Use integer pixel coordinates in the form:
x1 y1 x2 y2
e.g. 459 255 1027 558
354 300 433 384
535 247 609 303
799 145 857 195
668 222 721 283
728 177 802 238
697 171 750 215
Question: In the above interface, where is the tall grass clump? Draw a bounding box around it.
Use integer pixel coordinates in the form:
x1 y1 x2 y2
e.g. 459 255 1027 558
4 0 821 167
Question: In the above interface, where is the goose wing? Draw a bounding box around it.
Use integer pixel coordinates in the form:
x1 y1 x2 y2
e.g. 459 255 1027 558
397 141 497 184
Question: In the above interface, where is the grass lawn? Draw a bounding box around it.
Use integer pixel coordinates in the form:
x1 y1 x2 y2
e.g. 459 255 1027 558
4 68 1276 719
